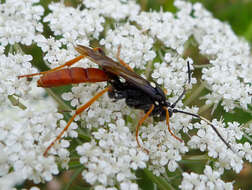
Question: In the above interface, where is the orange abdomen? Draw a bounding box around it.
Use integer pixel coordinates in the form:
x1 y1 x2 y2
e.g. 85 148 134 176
37 67 109 87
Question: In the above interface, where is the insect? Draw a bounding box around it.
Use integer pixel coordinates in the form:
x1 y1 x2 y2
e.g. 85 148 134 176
18 45 231 156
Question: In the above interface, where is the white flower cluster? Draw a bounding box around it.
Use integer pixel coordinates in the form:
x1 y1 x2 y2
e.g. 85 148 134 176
152 55 196 97
36 36 85 68
100 24 156 69
0 50 77 185
0 0 44 46
0 99 71 183
188 120 246 173
83 0 140 21
244 122 252 135
131 3 194 55
140 107 198 175
44 2 105 44
131 0 252 111
191 3 252 111
76 119 148 189
0 53 37 109
180 165 233 190
36 36 97 71
239 142 252 163
0 172 23 190
141 123 188 175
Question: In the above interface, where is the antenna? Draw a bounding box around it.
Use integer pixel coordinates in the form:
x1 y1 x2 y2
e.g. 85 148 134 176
173 109 232 150
170 60 233 152
171 61 191 108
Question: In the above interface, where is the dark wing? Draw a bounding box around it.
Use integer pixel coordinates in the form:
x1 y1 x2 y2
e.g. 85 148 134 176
75 45 157 96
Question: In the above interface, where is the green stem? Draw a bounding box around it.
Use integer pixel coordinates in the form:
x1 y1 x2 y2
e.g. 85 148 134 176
182 154 208 161
13 43 24 53
193 64 212 69
184 82 206 106
145 60 153 79
245 109 252 115
243 133 252 143
143 168 175 190
76 128 91 141
8 95 27 110
63 165 85 190
198 103 213 115
241 120 252 129
45 88 72 111
158 48 164 61
139 0 147 10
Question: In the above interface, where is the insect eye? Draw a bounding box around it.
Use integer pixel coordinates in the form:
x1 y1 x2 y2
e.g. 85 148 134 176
166 101 171 107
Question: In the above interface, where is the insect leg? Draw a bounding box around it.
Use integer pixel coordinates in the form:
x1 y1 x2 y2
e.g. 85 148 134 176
18 55 85 79
135 104 154 153
163 107 183 142
187 60 191 84
116 45 134 72
43 86 112 157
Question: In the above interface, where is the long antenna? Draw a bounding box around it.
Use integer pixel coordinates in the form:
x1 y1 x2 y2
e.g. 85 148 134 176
171 61 191 108
173 109 233 151
170 61 234 153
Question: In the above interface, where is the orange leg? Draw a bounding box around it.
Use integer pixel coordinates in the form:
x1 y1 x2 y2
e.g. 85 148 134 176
116 45 134 72
163 107 183 142
136 104 155 153
18 55 85 79
163 88 168 95
43 86 112 156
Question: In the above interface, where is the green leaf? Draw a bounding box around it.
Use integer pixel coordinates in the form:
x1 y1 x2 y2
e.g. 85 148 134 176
143 168 175 190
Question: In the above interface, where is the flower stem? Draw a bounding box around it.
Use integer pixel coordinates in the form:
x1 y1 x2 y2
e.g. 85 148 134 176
143 168 175 190
198 103 213 115
243 133 252 143
63 165 85 190
45 88 72 111
184 82 206 106
193 64 212 69
8 95 27 110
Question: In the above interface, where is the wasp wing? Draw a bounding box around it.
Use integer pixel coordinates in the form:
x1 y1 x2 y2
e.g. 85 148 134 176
75 45 157 96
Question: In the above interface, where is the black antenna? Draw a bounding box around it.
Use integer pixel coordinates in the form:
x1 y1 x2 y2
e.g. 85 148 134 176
170 61 233 152
173 109 232 150
171 61 191 108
